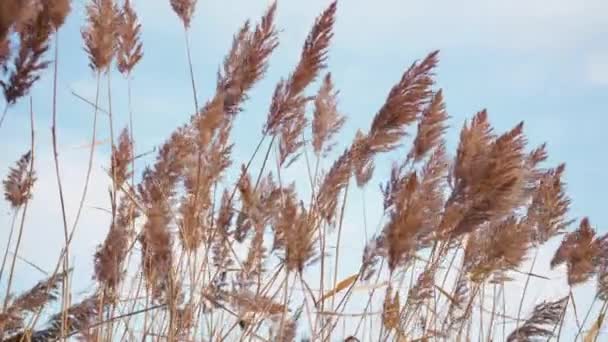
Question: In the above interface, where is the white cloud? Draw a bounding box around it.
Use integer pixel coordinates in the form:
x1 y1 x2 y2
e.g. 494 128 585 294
138 0 607 53
586 51 608 86
0 130 111 293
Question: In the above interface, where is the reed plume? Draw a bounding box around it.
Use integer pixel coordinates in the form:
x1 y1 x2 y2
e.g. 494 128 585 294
116 0 143 75
382 143 447 271
82 0 120 72
408 89 449 162
312 73 345 157
352 51 439 188
3 151 36 208
507 296 568 341
138 131 189 299
0 271 66 338
170 0 197 29
47 0 71 30
450 120 527 237
382 285 400 330
19 294 101 341
264 1 337 167
282 196 318 273
109 128 132 190
0 2 604 341
212 190 234 271
94 196 138 295
316 148 351 226
528 164 572 244
465 217 532 282
218 2 279 116
551 218 602 286
368 51 438 153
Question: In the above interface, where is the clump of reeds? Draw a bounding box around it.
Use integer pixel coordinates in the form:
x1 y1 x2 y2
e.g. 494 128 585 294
2 1 607 341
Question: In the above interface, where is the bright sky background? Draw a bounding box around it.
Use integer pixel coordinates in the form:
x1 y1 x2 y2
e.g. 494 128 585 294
1 0 607 339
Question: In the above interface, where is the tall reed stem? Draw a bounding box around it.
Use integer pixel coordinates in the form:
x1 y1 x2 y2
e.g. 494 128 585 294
184 28 199 113
0 210 19 284
3 98 35 313
0 105 8 129
516 248 538 329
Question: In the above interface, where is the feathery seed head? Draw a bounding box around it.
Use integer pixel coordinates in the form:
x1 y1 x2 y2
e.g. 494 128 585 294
3 151 36 208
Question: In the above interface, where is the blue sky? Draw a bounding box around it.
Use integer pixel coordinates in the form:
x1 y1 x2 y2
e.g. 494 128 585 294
1 0 607 337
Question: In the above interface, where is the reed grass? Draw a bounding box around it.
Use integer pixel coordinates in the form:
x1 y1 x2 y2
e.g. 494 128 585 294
0 1 605 341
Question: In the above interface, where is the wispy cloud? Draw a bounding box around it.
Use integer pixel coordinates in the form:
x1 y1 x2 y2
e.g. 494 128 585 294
586 51 608 86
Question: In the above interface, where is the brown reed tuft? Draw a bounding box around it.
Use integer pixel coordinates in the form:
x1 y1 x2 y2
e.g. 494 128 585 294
212 190 234 270
528 164 572 244
383 144 447 270
0 0 39 49
450 120 527 237
273 311 299 342
139 201 174 299
465 217 532 282
312 73 345 157
232 289 286 318
382 285 400 330
452 109 494 195
238 222 267 289
47 0 71 31
236 170 282 242
367 51 438 153
178 95 229 251
282 197 318 273
507 296 568 341
408 89 449 162
173 301 196 338
3 151 36 208
9 272 66 315
117 0 143 75
218 2 279 115
137 130 190 298
551 217 602 286
94 197 137 294
110 127 132 189
82 0 120 72
170 0 197 29
351 129 375 187
0 271 67 338
28 294 101 341
352 51 439 189
316 148 351 225
264 1 337 166
407 269 436 307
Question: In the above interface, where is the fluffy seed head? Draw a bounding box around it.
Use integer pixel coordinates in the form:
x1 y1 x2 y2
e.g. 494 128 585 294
3 151 36 208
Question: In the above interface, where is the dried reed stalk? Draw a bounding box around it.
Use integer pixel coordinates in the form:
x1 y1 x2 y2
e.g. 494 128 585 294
507 296 568 341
